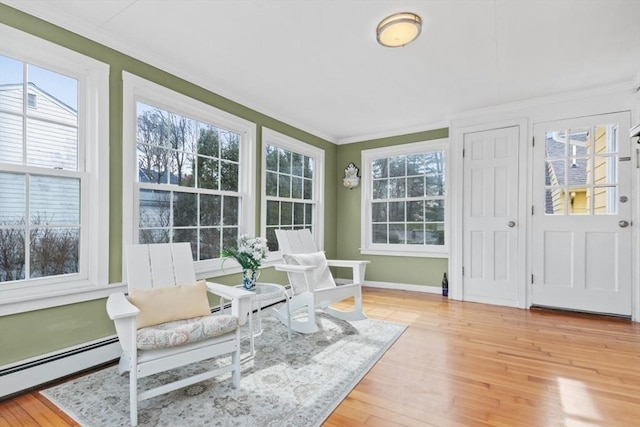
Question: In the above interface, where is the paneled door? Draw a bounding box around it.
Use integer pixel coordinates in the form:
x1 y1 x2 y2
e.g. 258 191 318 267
531 112 632 316
463 126 520 305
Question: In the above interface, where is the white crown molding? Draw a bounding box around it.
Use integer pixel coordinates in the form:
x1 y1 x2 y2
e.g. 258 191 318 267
337 120 451 145
449 80 637 122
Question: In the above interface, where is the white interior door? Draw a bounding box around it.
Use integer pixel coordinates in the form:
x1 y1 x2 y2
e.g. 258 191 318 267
531 112 632 316
463 126 520 305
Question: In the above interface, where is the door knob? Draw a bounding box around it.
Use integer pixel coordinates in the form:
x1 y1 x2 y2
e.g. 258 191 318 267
507 221 516 228
618 220 629 228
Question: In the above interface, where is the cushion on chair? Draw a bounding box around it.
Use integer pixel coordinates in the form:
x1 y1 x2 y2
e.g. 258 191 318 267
282 251 336 294
128 280 211 328
136 314 238 350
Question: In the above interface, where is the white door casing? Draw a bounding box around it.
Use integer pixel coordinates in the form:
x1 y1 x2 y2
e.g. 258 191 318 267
531 112 633 316
462 126 521 306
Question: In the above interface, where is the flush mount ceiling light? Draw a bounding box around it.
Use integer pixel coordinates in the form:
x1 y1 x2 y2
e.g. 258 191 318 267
376 12 422 47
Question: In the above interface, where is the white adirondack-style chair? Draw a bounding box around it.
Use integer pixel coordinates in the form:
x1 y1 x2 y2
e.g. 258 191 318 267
273 229 370 334
106 243 253 426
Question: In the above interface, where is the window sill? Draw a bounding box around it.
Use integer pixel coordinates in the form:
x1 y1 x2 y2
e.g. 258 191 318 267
360 248 449 258
0 282 127 316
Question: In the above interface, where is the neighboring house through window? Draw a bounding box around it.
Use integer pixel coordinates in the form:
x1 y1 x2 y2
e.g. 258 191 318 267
361 139 449 257
122 72 256 277
261 128 324 252
0 24 109 309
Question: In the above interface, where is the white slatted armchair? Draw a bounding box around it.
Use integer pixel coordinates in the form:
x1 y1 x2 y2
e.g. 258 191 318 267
273 229 370 334
106 243 252 426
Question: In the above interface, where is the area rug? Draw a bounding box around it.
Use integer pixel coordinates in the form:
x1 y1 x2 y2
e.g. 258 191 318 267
41 311 406 426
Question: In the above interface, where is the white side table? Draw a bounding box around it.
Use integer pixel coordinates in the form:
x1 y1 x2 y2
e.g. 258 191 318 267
221 283 291 359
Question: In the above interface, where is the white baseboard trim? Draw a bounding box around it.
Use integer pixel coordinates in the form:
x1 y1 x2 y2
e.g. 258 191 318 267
0 335 121 399
336 279 443 295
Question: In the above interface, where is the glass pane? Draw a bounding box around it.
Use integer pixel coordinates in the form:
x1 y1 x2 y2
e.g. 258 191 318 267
220 161 238 191
0 228 25 282
568 128 588 159
425 151 444 174
200 194 221 226
266 171 278 197
407 201 423 222
389 224 406 244
546 131 566 159
279 174 291 198
220 130 239 161
546 159 566 186
303 179 313 200
0 112 24 164
371 158 387 179
173 229 197 259
278 149 291 174
304 203 312 224
593 155 617 185
567 158 588 186
198 123 219 158
139 229 170 244
198 156 219 190
407 223 424 244
222 227 238 251
30 176 80 225
28 63 78 112
170 152 194 187
407 154 425 175
371 202 387 222
265 145 278 171
280 201 292 225
168 113 195 153
372 179 388 199
389 156 405 177
265 227 278 252
303 156 313 179
26 117 78 170
222 196 239 225
137 105 168 147
372 224 387 244
200 228 220 260
138 143 169 184
545 188 566 215
0 55 23 113
30 227 79 277
293 203 305 225
407 176 424 197
389 201 405 222
425 223 444 245
0 173 25 224
291 177 303 199
139 189 170 227
594 124 617 154
266 200 279 225
388 178 405 198
292 152 303 177
425 174 445 196
425 200 445 221
593 186 617 215
173 192 197 227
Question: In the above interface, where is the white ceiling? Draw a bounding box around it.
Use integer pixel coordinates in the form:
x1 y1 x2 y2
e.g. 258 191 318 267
4 0 640 143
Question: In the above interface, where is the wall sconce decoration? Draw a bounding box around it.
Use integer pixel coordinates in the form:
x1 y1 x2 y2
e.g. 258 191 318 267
343 162 360 189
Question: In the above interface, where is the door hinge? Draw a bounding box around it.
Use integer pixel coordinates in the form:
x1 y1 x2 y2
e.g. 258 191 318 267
532 136 535 147
531 274 534 284
462 266 465 276
531 205 534 215
462 148 465 158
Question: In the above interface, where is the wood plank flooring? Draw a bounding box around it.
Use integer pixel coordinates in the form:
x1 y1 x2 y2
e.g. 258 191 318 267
2 288 639 426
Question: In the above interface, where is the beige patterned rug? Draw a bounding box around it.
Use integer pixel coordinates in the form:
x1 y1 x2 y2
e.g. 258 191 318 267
41 311 406 426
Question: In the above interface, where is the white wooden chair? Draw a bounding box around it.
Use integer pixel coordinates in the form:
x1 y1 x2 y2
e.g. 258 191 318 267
106 243 252 426
273 229 370 334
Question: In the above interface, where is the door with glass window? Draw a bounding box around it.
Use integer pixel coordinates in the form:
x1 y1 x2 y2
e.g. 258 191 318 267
531 112 632 315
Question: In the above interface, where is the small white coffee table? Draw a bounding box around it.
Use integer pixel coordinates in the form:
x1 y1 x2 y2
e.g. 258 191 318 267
223 282 291 359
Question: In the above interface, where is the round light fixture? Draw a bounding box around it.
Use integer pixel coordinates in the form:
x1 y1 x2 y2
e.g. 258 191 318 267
376 12 422 47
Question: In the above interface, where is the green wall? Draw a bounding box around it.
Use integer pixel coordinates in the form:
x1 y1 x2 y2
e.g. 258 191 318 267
335 129 449 287
0 4 448 366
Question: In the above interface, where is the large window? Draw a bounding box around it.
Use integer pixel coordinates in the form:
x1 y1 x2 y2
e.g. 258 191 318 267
261 128 324 252
361 140 448 257
0 24 109 306
123 73 255 276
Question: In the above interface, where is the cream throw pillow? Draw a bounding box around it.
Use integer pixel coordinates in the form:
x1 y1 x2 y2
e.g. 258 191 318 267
128 280 211 329
282 251 336 294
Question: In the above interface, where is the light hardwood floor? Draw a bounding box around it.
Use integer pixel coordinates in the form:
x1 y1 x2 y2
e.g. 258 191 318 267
2 288 639 426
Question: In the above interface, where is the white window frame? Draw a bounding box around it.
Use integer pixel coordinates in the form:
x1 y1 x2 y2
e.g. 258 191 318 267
361 139 449 258
261 128 325 259
0 24 110 314
122 72 256 279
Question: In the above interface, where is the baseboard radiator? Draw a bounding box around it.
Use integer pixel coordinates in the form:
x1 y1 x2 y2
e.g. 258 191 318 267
0 336 122 399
